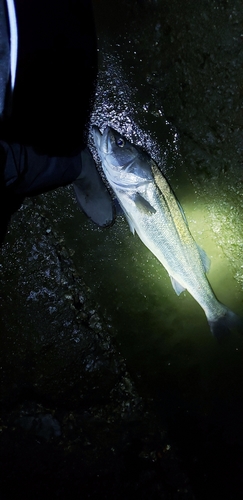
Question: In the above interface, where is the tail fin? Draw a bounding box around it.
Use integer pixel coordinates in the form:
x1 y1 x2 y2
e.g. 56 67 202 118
208 307 243 340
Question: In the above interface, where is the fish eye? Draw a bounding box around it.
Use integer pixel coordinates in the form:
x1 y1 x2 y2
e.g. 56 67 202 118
116 137 125 147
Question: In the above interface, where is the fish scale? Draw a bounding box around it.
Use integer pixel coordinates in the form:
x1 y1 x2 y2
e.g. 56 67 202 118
93 125 242 338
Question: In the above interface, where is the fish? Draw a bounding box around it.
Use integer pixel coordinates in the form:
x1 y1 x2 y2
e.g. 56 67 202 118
92 125 241 338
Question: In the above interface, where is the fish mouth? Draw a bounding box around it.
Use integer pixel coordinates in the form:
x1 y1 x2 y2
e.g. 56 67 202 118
101 126 110 154
92 125 112 154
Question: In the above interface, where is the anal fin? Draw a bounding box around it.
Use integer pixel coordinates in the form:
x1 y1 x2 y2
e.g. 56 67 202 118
170 275 186 296
197 245 210 273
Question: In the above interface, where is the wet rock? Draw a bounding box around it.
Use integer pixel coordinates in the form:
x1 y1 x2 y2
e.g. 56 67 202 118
2 0 243 498
0 192 193 499
16 412 61 441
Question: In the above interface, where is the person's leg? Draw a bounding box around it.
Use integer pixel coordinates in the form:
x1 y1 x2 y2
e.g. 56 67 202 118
1 141 82 195
1 140 114 228
0 0 114 239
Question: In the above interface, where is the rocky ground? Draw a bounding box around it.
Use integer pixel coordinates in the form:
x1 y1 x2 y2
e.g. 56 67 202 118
0 193 193 499
1 0 243 498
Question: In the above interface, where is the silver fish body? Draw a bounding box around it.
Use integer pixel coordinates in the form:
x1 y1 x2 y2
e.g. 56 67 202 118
93 125 240 337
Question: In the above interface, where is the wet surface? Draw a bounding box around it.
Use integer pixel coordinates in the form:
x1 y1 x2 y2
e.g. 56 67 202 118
0 195 192 499
1 0 243 498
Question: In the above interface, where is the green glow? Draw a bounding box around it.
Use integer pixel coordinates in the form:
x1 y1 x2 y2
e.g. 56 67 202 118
67 168 243 350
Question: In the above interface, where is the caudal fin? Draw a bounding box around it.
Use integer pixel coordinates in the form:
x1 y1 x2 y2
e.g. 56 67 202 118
208 308 243 340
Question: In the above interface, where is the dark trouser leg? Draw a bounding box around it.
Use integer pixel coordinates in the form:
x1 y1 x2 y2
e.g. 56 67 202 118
0 140 82 245
0 140 114 232
1 141 81 196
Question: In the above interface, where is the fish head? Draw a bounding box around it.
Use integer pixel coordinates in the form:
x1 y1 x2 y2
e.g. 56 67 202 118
92 126 153 189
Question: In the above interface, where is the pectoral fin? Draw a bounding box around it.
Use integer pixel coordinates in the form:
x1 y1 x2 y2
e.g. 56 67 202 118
133 193 156 215
118 192 156 234
170 276 186 296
